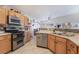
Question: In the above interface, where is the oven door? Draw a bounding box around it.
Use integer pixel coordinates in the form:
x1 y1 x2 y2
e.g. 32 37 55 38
12 37 24 50
12 33 24 50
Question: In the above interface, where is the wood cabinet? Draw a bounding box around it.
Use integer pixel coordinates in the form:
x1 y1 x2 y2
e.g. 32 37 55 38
9 10 16 16
15 12 21 18
0 8 8 26
78 47 79 54
0 34 11 54
48 34 55 53
9 9 29 26
36 33 48 48
67 40 77 54
55 37 66 54
20 15 25 26
24 16 29 26
24 31 31 44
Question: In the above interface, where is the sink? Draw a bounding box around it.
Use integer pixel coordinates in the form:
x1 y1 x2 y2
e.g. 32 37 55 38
63 33 75 37
53 31 75 37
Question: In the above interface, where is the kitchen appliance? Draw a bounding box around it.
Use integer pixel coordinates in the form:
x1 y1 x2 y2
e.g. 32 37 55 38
8 16 21 25
11 31 24 50
5 16 24 51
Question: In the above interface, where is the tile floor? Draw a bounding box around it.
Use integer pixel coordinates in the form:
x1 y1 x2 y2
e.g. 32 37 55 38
9 37 52 54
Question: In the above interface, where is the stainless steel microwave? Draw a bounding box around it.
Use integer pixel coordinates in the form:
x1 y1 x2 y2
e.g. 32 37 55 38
8 16 20 25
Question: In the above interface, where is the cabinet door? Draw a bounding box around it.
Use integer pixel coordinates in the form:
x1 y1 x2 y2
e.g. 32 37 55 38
15 13 21 18
48 34 55 53
67 40 77 54
0 35 11 54
24 16 29 26
20 15 25 26
9 10 16 16
24 32 28 44
0 8 7 25
78 47 79 54
55 37 66 54
24 31 31 44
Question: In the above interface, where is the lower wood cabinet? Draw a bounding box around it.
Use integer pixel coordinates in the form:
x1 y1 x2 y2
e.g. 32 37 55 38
24 31 31 44
48 34 55 53
78 47 79 54
0 34 11 54
55 37 66 54
67 40 78 54
38 33 79 54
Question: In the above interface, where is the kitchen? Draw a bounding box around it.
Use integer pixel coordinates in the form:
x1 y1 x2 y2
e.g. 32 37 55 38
0 5 79 54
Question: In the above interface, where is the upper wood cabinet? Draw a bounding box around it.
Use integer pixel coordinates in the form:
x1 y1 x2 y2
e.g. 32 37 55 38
9 10 16 16
55 37 66 54
9 10 29 26
15 12 21 18
48 34 56 53
67 40 78 54
24 16 29 26
20 15 25 26
0 8 8 26
20 15 29 26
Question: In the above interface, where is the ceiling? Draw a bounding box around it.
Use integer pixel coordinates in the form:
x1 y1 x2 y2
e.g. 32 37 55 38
7 5 79 22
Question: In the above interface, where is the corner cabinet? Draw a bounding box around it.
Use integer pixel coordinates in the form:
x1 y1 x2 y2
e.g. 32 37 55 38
48 34 56 53
55 37 66 54
36 33 48 48
0 8 8 26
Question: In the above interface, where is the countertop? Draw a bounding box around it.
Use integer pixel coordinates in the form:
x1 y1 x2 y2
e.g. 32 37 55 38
0 33 11 36
36 30 79 46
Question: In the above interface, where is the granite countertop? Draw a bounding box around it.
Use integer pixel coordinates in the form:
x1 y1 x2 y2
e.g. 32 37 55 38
0 33 11 36
36 30 79 46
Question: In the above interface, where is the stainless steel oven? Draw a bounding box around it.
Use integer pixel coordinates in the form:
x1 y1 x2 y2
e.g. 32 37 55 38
5 16 24 51
11 31 24 50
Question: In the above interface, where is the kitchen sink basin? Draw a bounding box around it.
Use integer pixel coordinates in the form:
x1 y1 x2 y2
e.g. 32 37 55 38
53 31 75 37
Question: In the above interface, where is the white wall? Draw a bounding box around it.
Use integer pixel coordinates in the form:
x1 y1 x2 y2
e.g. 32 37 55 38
51 13 79 23
40 13 79 28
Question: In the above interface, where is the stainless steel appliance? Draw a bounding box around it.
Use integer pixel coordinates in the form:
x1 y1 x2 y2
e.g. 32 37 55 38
8 16 21 25
12 31 24 50
5 16 24 51
36 33 48 48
